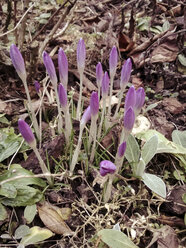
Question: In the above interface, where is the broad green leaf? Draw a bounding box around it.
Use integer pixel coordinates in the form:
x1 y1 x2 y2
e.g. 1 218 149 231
14 225 30 239
24 204 37 224
178 54 186 67
142 173 166 198
172 130 186 148
98 229 138 248
2 185 43 207
20 226 53 246
0 203 8 221
125 134 140 163
0 114 10 124
135 158 146 177
141 135 158 165
0 183 17 198
162 20 170 32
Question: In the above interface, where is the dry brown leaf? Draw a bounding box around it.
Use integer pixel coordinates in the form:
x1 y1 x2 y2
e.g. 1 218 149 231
118 32 135 52
38 202 74 236
0 99 7 113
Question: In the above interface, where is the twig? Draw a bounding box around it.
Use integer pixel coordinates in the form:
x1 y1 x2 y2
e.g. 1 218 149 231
0 3 35 38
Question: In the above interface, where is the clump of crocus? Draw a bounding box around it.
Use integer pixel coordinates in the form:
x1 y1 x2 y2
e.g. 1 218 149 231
134 87 145 116
43 51 63 134
70 106 91 172
97 72 110 139
114 58 132 118
58 83 72 144
108 46 118 116
96 62 103 101
10 44 40 140
100 160 116 176
76 38 86 120
58 48 68 90
18 119 53 186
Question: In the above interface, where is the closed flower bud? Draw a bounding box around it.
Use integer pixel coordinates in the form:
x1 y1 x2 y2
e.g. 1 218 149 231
80 106 91 126
10 44 26 82
34 81 40 93
102 72 110 97
120 58 132 88
100 160 116 176
135 87 145 113
18 119 36 147
77 38 86 75
90 92 99 116
58 83 67 108
42 51 57 86
125 85 136 111
124 107 135 132
118 141 127 158
58 48 68 88
96 62 103 87
109 46 118 78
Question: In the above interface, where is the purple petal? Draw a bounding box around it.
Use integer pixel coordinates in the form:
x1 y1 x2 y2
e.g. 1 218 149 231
80 106 91 126
10 44 26 81
100 160 116 176
58 48 68 87
120 58 132 87
124 107 135 131
77 38 86 74
42 51 57 86
109 46 118 77
135 87 145 111
118 141 127 158
18 119 35 146
90 92 99 116
102 72 110 96
34 81 40 93
58 83 67 108
125 85 136 111
96 62 103 87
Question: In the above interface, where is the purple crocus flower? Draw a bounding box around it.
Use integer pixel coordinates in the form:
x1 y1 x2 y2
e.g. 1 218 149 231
58 83 67 108
80 106 91 126
125 85 136 111
135 87 145 114
102 72 110 97
58 48 68 88
42 51 58 86
10 44 26 82
96 62 103 87
109 46 118 78
120 58 132 88
77 38 86 75
18 119 36 147
118 141 127 158
124 107 135 132
34 81 40 93
100 160 116 176
90 92 99 116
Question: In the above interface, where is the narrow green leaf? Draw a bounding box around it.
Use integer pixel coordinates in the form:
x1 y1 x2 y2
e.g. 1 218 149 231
98 229 138 248
125 134 140 163
141 135 158 165
142 173 166 198
24 204 37 224
135 158 146 177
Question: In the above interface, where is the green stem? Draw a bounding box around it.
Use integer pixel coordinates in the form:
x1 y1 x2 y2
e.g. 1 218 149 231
88 115 97 151
64 106 72 144
76 73 83 120
108 74 114 116
54 86 63 134
97 98 106 140
113 86 126 119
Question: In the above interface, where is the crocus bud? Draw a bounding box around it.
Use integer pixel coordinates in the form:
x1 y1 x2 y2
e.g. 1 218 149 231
80 106 91 126
125 85 136 111
10 44 26 82
34 81 40 93
77 38 86 75
118 141 127 158
102 72 110 97
58 48 68 88
120 58 132 88
90 92 99 116
18 119 36 147
100 160 116 176
42 51 57 86
96 62 103 87
109 46 118 78
124 107 135 132
135 87 145 114
58 83 67 108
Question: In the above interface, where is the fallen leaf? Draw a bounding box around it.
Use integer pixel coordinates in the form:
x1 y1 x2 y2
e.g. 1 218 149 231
162 98 184 115
118 32 135 52
38 201 73 236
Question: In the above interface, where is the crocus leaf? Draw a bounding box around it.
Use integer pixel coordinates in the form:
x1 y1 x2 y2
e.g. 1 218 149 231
24 204 37 224
141 135 158 165
125 134 140 163
20 226 53 246
98 229 138 248
142 173 166 198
